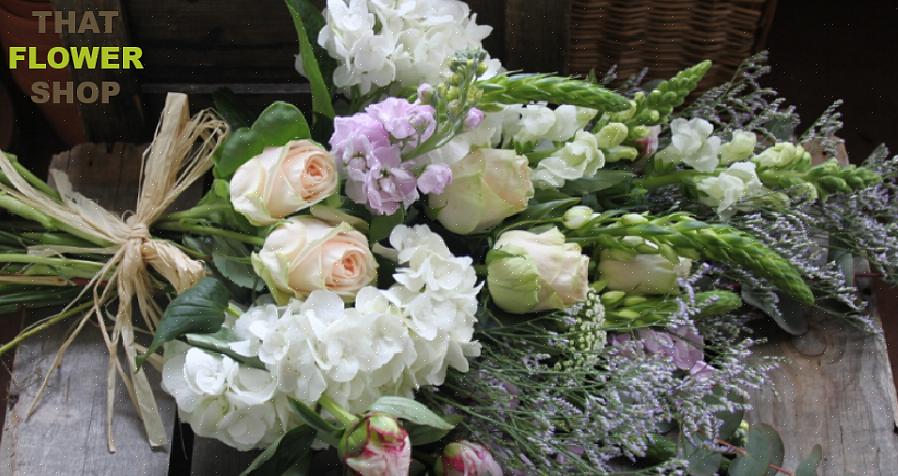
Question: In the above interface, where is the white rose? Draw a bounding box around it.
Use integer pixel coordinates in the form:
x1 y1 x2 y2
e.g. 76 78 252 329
719 129 757 164
430 149 534 235
229 140 338 225
697 161 765 214
252 217 378 303
655 118 721 172
532 130 605 189
487 227 589 314
598 251 692 295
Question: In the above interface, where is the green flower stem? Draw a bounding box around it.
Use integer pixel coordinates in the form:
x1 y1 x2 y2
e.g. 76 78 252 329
0 301 92 358
317 394 359 428
638 170 709 190
163 203 236 222
0 253 103 272
1 153 61 202
153 221 265 247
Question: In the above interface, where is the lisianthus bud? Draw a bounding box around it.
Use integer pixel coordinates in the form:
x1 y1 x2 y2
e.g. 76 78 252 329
487 227 589 314
598 250 692 294
229 140 338 225
435 441 503 476
752 142 810 169
562 205 595 230
252 217 377 304
719 130 757 164
340 414 411 476
430 149 534 235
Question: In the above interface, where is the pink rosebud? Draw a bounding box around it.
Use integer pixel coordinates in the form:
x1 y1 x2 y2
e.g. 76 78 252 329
417 163 453 195
340 414 411 476
435 441 503 476
464 107 485 130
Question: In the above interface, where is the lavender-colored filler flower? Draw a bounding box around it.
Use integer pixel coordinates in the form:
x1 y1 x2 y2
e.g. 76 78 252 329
330 97 445 215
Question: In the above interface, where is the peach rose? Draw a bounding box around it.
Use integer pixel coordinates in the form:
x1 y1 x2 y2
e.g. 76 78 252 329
252 217 377 303
230 140 338 225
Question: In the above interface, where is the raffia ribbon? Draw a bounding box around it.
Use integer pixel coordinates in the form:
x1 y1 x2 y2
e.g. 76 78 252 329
0 93 227 451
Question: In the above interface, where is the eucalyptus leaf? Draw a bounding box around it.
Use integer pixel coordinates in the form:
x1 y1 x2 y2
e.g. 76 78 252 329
716 407 745 441
285 0 336 119
214 102 311 179
288 398 342 446
741 287 809 336
240 425 316 476
137 277 229 368
406 415 463 446
369 396 454 430
683 441 723 476
795 444 822 476
728 424 785 476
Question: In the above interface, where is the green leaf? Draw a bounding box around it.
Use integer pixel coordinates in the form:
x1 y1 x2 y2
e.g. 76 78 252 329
716 406 745 441
212 237 264 291
137 277 229 368
214 102 311 179
795 444 822 476
518 197 581 221
728 424 785 476
368 396 455 431
369 209 405 243
240 425 316 476
285 0 335 119
562 170 634 195
683 441 723 476
185 328 265 369
406 415 463 446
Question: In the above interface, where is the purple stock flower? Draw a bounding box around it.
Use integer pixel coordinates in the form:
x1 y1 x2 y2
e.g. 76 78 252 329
366 97 436 145
417 163 453 194
464 107 485 130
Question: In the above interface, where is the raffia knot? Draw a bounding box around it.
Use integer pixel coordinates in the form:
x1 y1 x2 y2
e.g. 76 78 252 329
125 220 151 242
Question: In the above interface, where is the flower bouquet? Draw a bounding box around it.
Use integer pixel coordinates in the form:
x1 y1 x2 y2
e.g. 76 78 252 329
1 0 897 474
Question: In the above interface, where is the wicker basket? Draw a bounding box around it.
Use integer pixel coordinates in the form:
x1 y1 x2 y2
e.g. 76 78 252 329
567 0 777 87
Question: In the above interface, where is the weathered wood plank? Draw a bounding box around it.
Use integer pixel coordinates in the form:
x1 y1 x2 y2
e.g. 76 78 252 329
50 0 147 142
0 144 177 476
747 310 898 474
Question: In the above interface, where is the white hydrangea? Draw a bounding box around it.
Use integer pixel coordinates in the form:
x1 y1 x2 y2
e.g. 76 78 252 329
310 0 498 94
161 342 293 451
532 130 606 189
163 224 482 445
655 118 721 172
696 161 766 215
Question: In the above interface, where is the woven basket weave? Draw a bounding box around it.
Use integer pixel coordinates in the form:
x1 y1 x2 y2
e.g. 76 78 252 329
567 0 777 88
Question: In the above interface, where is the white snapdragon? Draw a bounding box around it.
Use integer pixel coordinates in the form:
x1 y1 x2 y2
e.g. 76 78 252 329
513 104 596 144
696 161 765 214
532 130 606 189
719 130 757 164
655 118 721 172
311 0 497 94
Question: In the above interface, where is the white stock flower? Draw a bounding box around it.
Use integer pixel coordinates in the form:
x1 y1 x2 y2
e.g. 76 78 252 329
312 0 497 94
697 161 765 214
655 118 721 172
161 342 290 451
532 130 606 189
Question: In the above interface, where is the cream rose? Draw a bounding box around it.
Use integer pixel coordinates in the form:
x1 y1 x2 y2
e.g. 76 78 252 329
487 227 589 314
252 217 377 303
598 251 692 295
429 148 534 235
230 140 338 225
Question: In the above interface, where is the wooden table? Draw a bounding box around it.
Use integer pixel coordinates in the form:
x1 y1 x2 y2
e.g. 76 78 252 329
1 146 897 475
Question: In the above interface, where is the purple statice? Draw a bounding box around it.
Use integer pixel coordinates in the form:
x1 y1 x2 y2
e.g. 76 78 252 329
330 97 442 215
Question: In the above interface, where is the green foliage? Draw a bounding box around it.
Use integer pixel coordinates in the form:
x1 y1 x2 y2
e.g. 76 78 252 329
631 60 712 126
368 396 455 431
213 102 311 179
285 0 335 119
602 290 741 329
368 209 405 243
478 73 631 112
137 277 229 368
240 425 316 476
728 424 785 476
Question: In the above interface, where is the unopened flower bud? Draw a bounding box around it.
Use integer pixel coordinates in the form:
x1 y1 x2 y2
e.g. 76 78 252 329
596 122 629 149
435 441 502 476
601 290 626 307
563 205 596 230
340 413 411 476
621 213 649 225
604 146 639 163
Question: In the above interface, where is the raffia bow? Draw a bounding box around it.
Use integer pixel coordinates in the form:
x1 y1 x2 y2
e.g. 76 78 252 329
0 93 227 451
